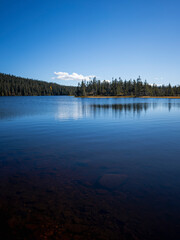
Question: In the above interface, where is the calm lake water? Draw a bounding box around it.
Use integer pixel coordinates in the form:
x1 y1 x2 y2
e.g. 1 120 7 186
0 96 180 240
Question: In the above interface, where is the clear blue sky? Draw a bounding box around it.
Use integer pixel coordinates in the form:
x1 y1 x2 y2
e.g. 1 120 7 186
0 0 180 86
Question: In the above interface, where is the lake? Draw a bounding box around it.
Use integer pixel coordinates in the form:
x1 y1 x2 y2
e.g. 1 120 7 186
0 96 180 240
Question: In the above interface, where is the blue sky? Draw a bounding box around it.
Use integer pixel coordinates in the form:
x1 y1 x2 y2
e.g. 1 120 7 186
0 0 180 86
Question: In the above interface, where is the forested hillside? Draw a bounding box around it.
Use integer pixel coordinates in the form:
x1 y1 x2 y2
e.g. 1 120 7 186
76 77 180 97
0 73 76 96
1 73 180 97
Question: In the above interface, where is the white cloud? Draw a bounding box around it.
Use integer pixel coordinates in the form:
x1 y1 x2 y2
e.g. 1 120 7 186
150 83 163 87
150 77 164 86
53 72 95 81
103 79 111 83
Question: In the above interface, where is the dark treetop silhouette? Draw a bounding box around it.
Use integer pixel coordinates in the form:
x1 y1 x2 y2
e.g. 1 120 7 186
76 77 180 97
1 73 180 97
0 73 76 96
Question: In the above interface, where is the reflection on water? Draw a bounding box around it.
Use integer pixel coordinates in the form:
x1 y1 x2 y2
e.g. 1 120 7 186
56 100 85 120
0 96 180 239
90 103 152 117
88 102 180 118
54 99 180 121
0 97 51 120
1 97 180 121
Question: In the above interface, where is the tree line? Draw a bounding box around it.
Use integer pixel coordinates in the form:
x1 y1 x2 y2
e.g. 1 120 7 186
76 77 180 97
1 73 180 97
0 73 76 96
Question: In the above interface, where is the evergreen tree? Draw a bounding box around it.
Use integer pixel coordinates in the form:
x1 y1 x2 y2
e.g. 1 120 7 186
0 73 76 96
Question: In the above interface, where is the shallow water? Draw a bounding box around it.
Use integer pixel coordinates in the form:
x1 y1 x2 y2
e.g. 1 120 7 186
0 96 180 239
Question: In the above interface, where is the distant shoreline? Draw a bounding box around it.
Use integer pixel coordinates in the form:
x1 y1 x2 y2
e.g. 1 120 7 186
1 95 180 99
77 96 180 99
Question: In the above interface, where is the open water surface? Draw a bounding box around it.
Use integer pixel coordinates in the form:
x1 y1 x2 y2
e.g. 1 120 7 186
0 96 180 239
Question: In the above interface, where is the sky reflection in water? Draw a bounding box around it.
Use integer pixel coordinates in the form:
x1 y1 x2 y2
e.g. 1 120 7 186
0 96 180 239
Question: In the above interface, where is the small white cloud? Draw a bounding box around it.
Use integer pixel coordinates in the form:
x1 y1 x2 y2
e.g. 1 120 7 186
151 77 164 86
150 83 163 87
103 79 111 83
53 72 95 81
